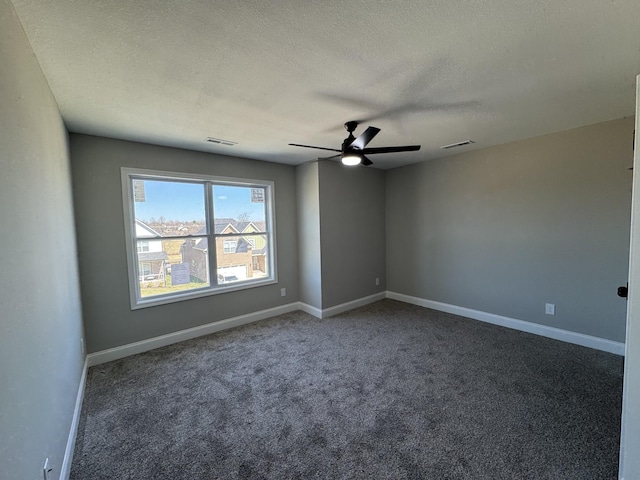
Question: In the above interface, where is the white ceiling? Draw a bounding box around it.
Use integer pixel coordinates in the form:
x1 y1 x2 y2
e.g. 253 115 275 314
11 0 640 169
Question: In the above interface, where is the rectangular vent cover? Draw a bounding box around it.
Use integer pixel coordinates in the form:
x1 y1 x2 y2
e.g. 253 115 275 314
440 140 474 150
204 137 237 146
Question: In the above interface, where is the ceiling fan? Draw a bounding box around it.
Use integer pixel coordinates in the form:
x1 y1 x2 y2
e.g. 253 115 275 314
289 121 420 166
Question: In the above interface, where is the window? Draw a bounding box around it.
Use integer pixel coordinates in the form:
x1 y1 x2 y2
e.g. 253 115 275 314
223 240 237 254
140 262 152 277
122 168 276 309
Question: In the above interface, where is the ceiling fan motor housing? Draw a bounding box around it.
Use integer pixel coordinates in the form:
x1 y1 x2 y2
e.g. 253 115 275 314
344 121 358 133
342 136 358 153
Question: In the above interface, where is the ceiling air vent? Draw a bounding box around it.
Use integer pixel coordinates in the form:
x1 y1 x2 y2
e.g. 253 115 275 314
440 140 474 150
204 137 237 146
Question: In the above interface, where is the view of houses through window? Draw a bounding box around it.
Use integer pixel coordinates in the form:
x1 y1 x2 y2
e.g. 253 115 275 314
123 170 275 306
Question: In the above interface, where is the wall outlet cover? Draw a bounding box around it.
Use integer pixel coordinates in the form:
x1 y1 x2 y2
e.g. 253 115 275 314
545 303 556 315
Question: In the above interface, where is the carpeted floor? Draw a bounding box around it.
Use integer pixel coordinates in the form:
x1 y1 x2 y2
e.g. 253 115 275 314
71 299 624 479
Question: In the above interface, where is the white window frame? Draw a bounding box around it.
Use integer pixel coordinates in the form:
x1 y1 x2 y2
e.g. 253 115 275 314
139 262 152 277
121 167 277 309
223 240 237 254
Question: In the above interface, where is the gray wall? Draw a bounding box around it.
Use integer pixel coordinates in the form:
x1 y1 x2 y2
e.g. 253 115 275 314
296 162 322 309
386 117 634 343
318 161 386 308
295 160 386 311
70 134 298 353
0 1 85 479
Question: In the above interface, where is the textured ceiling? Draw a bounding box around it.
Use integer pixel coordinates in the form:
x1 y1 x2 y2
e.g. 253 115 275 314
11 0 640 169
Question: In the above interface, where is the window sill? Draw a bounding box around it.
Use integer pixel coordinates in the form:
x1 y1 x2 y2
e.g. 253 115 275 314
130 277 277 310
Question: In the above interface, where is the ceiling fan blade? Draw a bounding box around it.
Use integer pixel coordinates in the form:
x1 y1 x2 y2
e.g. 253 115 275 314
288 143 341 153
349 126 381 150
319 154 341 160
361 155 373 166
362 145 421 154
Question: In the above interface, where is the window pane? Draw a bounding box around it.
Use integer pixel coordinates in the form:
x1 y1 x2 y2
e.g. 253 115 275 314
133 179 206 237
138 238 210 297
215 234 269 284
244 234 269 279
212 185 267 231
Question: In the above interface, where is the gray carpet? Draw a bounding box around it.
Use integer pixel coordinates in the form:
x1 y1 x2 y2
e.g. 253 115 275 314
71 299 623 479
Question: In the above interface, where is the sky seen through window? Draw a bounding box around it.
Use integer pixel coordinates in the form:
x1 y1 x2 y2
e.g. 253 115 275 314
133 180 266 223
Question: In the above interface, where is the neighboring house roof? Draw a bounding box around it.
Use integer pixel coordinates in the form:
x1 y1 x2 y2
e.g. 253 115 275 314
135 219 163 238
189 226 209 251
235 238 250 253
192 238 208 252
138 251 168 261
190 237 251 253
252 245 267 255
219 224 240 234
239 221 267 233
212 218 237 234
216 219 267 234
191 220 267 235
184 219 267 253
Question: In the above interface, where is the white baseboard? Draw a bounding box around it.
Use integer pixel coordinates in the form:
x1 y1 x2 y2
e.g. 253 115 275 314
87 302 300 366
387 291 625 356
60 356 88 480
87 291 622 366
87 293 385 366
322 292 387 318
298 302 323 318
300 292 387 319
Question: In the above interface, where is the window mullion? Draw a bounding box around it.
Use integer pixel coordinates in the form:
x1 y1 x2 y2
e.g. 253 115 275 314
205 181 218 286
215 232 266 237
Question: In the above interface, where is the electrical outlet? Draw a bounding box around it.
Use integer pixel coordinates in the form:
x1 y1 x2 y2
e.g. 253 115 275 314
43 458 52 480
545 303 556 315
280 288 286 297
375 278 380 286
80 338 84 355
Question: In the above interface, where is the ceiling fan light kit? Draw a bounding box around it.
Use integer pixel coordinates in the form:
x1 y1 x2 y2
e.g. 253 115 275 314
289 121 421 167
341 153 361 166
